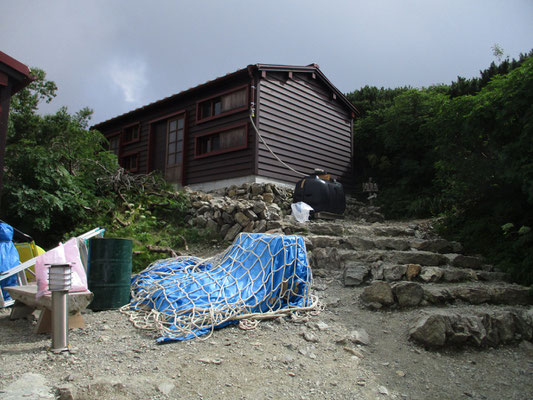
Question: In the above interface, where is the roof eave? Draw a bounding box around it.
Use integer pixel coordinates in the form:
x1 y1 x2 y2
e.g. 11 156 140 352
255 63 359 116
93 66 252 130
0 51 34 95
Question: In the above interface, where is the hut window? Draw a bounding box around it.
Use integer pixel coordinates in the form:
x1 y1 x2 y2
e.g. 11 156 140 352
108 134 120 156
167 117 185 166
195 124 247 157
197 85 248 122
122 153 139 172
123 124 140 144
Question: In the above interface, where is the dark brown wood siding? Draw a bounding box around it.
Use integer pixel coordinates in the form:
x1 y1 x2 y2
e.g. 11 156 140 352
257 72 353 188
97 73 255 186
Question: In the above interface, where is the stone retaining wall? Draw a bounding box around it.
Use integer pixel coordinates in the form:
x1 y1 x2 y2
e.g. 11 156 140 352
184 182 383 241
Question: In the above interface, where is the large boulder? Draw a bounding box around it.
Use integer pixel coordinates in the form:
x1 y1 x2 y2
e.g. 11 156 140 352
343 263 370 286
383 264 407 281
360 282 395 306
392 281 424 307
409 312 450 347
409 310 533 348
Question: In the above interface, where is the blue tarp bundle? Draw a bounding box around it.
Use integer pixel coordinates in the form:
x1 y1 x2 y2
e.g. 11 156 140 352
0 223 21 301
128 233 312 342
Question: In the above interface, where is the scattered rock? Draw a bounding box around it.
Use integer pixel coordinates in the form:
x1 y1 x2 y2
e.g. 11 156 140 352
56 384 76 400
157 381 175 395
350 329 371 346
302 331 319 343
198 358 222 365
343 346 365 358
378 385 389 395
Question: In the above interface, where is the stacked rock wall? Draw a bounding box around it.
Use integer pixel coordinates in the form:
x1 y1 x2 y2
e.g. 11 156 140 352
184 183 292 242
185 182 384 242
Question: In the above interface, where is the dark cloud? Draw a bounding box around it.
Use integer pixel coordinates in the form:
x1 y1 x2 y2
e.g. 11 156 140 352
2 0 532 124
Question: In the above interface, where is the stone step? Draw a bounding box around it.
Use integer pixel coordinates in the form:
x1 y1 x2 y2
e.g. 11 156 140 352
423 283 533 306
305 235 462 254
310 246 489 274
302 221 424 238
359 281 533 310
341 249 450 267
409 307 533 348
341 263 508 286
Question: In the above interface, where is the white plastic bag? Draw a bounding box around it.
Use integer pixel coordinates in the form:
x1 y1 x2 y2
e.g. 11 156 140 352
291 202 314 223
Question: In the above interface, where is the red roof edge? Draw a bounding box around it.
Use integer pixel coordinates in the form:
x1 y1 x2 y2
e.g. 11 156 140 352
0 51 34 95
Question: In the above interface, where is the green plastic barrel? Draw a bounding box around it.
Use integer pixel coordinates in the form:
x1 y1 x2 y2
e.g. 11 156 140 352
87 238 133 310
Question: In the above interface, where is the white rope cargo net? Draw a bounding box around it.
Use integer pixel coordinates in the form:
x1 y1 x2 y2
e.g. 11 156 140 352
121 233 321 342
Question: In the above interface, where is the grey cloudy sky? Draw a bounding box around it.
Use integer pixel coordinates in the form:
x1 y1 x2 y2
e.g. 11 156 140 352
2 0 532 125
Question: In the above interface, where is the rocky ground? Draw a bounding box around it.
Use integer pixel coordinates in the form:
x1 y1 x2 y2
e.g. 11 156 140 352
1 186 532 399
1 274 532 400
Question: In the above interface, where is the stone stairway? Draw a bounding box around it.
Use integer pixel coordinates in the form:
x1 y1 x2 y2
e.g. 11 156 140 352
282 218 533 349
184 181 532 350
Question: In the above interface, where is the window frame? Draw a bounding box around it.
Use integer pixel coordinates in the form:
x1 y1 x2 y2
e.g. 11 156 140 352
147 110 187 175
121 122 141 145
107 131 121 156
121 151 140 173
194 122 248 159
195 84 249 124
166 115 185 167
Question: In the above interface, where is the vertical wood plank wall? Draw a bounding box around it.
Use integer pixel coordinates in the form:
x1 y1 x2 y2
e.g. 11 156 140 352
257 72 353 187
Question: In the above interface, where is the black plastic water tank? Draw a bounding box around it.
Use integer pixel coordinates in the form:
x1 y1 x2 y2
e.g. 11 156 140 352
293 171 346 215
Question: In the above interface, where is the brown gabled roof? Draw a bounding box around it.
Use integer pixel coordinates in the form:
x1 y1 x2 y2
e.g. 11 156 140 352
256 63 358 116
0 51 34 95
93 63 358 129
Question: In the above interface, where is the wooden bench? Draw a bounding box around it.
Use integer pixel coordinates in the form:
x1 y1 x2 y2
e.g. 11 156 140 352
6 285 93 334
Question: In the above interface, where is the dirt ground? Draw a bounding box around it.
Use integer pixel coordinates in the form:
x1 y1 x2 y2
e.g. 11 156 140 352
1 271 532 400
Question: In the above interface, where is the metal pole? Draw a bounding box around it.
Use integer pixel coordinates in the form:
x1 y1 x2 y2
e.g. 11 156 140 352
51 290 69 353
48 264 71 353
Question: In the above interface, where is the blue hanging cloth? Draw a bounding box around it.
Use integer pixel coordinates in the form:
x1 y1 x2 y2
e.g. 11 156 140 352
0 223 21 301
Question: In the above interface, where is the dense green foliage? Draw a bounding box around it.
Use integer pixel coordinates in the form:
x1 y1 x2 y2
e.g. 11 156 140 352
348 51 533 284
3 68 118 244
67 170 194 273
2 69 193 272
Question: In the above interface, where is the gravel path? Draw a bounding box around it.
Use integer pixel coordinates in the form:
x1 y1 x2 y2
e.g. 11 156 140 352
1 274 532 400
